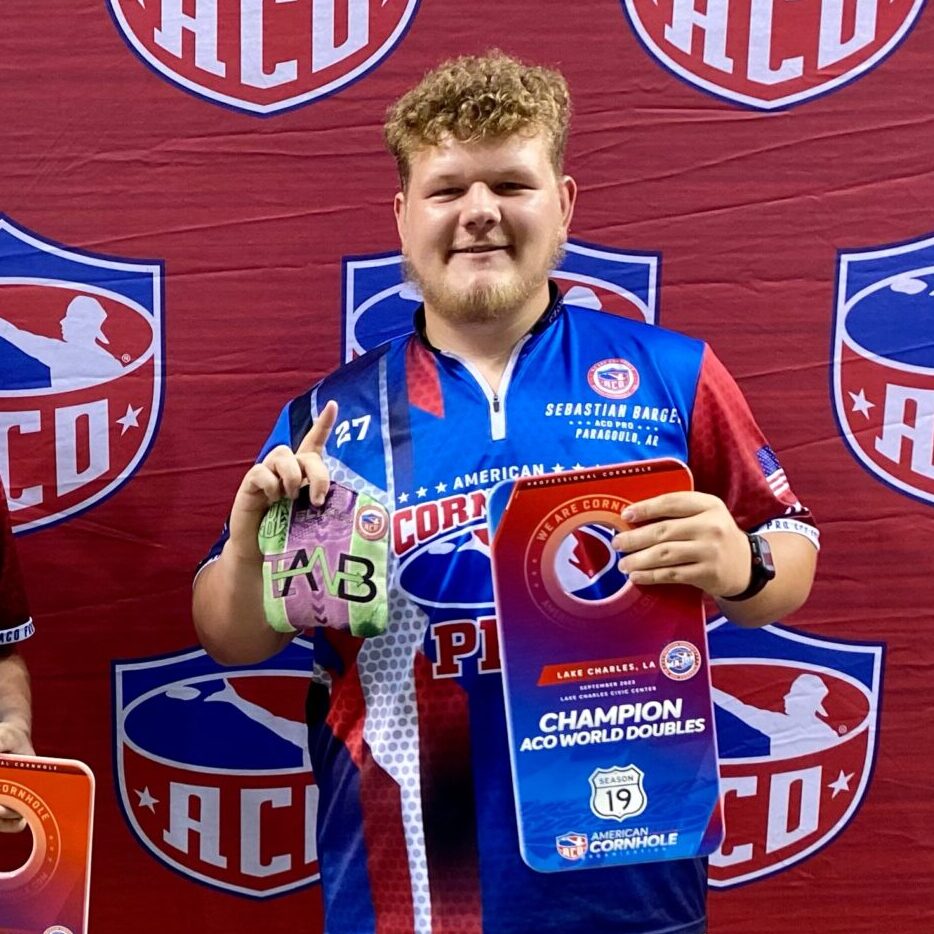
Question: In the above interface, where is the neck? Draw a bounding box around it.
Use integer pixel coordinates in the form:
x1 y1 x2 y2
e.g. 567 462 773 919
423 281 551 389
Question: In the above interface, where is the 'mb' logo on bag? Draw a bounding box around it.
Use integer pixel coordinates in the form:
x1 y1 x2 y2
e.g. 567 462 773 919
109 0 419 115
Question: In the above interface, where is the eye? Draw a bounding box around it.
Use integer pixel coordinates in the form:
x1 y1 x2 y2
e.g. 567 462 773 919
430 187 463 199
496 181 531 193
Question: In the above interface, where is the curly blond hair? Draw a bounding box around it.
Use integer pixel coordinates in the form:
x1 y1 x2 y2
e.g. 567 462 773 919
384 51 571 188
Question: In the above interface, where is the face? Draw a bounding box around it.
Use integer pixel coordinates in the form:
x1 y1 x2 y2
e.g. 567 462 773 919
394 131 576 324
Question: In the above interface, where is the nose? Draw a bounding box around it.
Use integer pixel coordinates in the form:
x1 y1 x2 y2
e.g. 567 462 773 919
461 182 500 234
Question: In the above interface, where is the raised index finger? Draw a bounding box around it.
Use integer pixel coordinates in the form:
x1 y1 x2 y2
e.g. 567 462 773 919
297 400 338 455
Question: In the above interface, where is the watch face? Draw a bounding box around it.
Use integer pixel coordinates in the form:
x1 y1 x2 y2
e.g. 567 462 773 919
753 534 776 578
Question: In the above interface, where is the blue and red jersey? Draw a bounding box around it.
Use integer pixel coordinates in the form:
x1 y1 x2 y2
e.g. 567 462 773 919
201 285 817 933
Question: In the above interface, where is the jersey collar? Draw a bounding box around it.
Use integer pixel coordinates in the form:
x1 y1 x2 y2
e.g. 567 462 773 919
413 280 566 352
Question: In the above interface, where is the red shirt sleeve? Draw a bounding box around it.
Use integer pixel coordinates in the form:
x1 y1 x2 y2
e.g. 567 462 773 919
687 346 818 543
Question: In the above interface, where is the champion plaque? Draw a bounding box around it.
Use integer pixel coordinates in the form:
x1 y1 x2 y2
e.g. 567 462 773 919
488 459 723 872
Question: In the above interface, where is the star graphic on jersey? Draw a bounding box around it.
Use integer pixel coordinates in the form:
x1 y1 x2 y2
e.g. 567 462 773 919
416 486 428 498
827 770 854 799
572 463 584 471
848 389 874 419
551 463 564 472
116 403 143 435
435 482 447 493
397 491 409 504
135 787 159 812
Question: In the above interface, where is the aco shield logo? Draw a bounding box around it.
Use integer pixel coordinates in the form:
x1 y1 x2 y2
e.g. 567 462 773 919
113 642 319 897
832 231 934 506
0 217 164 534
707 618 883 888
621 0 924 109
109 0 420 115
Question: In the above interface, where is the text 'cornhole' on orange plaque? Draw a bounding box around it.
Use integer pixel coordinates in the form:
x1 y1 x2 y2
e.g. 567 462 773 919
0 754 94 934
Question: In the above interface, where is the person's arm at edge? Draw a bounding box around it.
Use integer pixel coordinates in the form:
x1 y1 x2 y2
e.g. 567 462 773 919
0 647 33 830
0 647 32 755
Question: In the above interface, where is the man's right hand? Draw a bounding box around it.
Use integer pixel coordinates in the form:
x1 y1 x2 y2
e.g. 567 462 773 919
226 400 338 563
192 400 339 665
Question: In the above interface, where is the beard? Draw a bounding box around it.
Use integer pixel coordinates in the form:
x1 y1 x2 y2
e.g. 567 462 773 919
404 236 566 325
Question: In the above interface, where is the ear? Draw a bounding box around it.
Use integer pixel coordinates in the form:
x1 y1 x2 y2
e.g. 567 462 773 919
558 175 578 237
393 191 407 249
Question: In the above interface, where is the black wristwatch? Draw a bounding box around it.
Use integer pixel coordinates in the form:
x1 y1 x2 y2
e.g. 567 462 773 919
723 534 775 601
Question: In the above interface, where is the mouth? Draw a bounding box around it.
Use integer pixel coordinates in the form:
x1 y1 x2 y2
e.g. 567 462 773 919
449 244 510 258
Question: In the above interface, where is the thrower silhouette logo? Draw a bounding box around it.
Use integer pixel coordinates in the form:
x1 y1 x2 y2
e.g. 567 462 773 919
113 642 320 897
0 216 163 534
707 618 883 888
342 239 659 360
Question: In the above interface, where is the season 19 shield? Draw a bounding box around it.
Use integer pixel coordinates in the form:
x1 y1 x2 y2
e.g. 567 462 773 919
342 239 659 360
0 216 163 534
589 766 647 821
707 618 883 888
621 0 923 109
832 232 934 505
113 642 319 897
109 0 419 116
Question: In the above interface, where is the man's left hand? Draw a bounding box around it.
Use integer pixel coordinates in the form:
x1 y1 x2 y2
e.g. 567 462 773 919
612 491 750 598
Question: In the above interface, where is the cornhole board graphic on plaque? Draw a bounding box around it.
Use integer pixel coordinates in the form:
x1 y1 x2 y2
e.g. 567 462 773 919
0 754 94 934
489 459 723 872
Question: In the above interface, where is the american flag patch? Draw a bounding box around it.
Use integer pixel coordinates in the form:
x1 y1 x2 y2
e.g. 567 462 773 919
756 445 790 498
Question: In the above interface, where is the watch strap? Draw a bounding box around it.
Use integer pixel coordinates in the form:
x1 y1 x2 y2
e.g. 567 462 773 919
722 533 775 602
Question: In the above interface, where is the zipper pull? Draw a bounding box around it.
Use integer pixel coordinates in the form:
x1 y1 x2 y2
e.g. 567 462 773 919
492 394 501 413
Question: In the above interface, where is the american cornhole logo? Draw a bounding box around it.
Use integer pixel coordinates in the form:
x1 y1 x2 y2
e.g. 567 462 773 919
620 0 924 109
109 0 420 115
0 216 163 534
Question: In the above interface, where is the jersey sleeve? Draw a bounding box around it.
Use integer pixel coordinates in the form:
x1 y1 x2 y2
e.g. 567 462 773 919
0 483 34 647
687 346 819 548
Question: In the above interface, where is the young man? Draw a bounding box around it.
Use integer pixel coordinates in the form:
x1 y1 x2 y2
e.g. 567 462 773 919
0 481 35 833
194 52 818 934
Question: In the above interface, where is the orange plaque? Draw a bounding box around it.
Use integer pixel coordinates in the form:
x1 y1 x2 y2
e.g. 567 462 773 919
0 754 94 934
